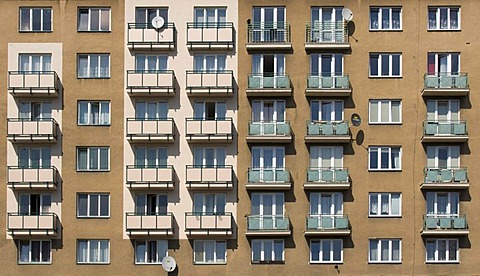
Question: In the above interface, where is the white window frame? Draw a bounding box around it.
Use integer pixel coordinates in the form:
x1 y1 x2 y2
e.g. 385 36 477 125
252 100 286 122
310 54 344 76
369 193 402 217
369 239 402 263
251 54 285 76
193 55 227 72
18 54 51 72
77 54 110 78
251 146 285 169
194 7 227 24
426 192 459 216
77 193 110 218
369 53 402 77
368 146 402 171
77 240 110 264
19 7 52 32
193 193 226 215
369 100 402 124
135 8 168 24
18 240 51 264
18 147 51 168
77 147 110 171
426 100 460 121
428 7 460 31
310 239 343 264
135 240 168 265
310 100 344 122
193 101 227 120
18 194 51 215
193 147 226 167
251 239 284 264
369 7 402 31
135 101 168 120
77 101 110 125
426 146 460 169
251 193 285 217
427 53 460 75
193 240 227 264
135 55 168 71
309 146 343 168
426 239 459 263
135 194 168 215
77 8 111 31
134 147 168 168
19 101 52 120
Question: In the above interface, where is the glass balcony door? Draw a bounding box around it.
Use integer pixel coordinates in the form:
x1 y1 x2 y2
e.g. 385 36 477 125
194 102 226 120
19 54 51 72
311 7 344 42
135 101 168 120
194 148 226 168
426 100 459 121
19 101 52 120
135 194 167 215
135 147 167 168
252 7 286 42
251 193 284 229
310 54 343 77
426 146 459 169
19 194 51 215
19 147 51 169
426 192 459 217
311 100 344 122
193 194 226 215
135 55 167 72
310 146 343 168
428 53 459 75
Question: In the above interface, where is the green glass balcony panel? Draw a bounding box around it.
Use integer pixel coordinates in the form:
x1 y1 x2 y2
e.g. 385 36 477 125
275 170 289 182
425 123 438 135
263 217 274 230
425 217 438 229
453 217 466 229
455 75 467 88
276 218 288 230
277 76 289 88
335 30 346 42
248 76 261 88
454 169 467 182
263 77 274 88
321 123 334 135
263 123 275 135
321 170 334 182
335 76 349 88
308 76 319 88
307 170 319 182
335 170 349 182
440 218 452 229
249 124 261 135
276 123 290 135
263 170 275 181
335 217 349 229
249 217 260 230
308 124 320 135
426 170 439 182
321 217 334 229
321 77 334 88
307 218 318 229
438 124 451 135
248 170 261 182
425 76 438 88
453 123 466 135
441 170 453 182
440 76 453 88
336 122 349 135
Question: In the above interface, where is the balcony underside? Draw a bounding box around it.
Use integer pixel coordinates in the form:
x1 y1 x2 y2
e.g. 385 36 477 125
304 136 351 143
126 87 175 96
246 43 292 52
246 88 292 97
246 135 292 143
126 229 174 237
303 182 350 190
420 182 469 190
186 135 233 143
187 42 234 51
421 88 469 97
245 230 291 237
126 182 174 190
127 42 175 51
8 229 57 237
186 87 234 96
8 87 59 97
245 183 292 190
185 229 233 236
304 43 351 51
421 136 468 143
186 182 234 190
7 135 57 143
305 88 352 97
127 134 174 143
304 229 351 236
421 229 469 236
8 182 57 190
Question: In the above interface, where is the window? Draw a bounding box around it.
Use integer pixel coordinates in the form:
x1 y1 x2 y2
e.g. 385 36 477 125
194 55 226 72
194 8 226 25
193 194 226 215
369 53 402 77
19 54 51 72
135 147 167 168
251 239 284 263
193 148 226 168
135 55 167 72
426 192 459 216
310 100 344 121
77 54 110 78
369 239 401 263
251 147 285 170
310 240 342 263
20 7 52 32
251 193 284 225
426 239 458 263
369 100 402 124
194 240 226 264
309 7 345 43
310 54 343 76
427 53 459 75
369 193 401 217
426 146 460 169
135 194 167 215
135 8 168 24
19 240 51 264
369 147 401 171
77 240 109 264
77 194 109 218
19 194 51 215
19 147 51 169
136 101 168 120
252 54 285 77
194 102 226 120
370 7 402 30
310 193 343 217
19 102 52 120
78 8 110 31
77 147 109 171
252 7 286 43
252 100 285 122
310 146 343 168
428 7 460 30
78 101 110 125
135 240 168 264
426 100 460 122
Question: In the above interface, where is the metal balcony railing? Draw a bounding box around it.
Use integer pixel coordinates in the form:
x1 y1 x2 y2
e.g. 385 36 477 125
306 21 348 44
8 71 60 95
126 118 174 138
185 212 233 231
125 212 174 231
127 22 176 49
7 212 58 232
186 165 233 186
248 22 291 43
185 117 233 137
186 22 234 48
126 70 175 92
185 70 234 93
7 118 58 141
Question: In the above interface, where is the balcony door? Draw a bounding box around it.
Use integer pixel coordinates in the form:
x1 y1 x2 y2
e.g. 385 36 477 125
135 55 167 72
194 102 226 120
252 7 285 42
194 55 226 73
426 146 459 169
19 54 51 72
310 146 343 168
252 54 284 78
426 100 459 122
194 147 226 168
310 7 344 42
252 100 285 122
251 193 284 228
311 54 343 77
311 100 343 121
135 101 168 120
194 8 226 25
134 147 167 168
135 8 168 24
135 194 167 215
19 194 51 215
19 147 51 169
19 101 51 120
310 193 343 227
427 53 459 75
426 192 459 217
193 194 226 215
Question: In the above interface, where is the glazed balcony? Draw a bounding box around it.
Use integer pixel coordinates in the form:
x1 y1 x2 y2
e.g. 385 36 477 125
185 118 233 143
305 22 350 51
185 212 233 236
421 167 469 189
305 214 351 236
186 22 235 50
126 70 175 96
421 121 468 143
186 70 234 96
246 215 291 236
7 118 58 143
305 74 352 96
421 73 469 96
8 71 60 97
422 214 469 236
126 118 175 143
127 23 176 51
246 22 292 51
305 121 351 143
7 213 58 237
125 212 174 236
246 121 292 143
246 74 292 96
246 168 291 190
126 165 174 190
186 165 233 189
304 167 350 190
7 166 59 190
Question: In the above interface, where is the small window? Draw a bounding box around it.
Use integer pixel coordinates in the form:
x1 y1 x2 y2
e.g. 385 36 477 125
194 8 226 24
194 55 226 72
135 55 168 72
19 240 51 264
193 147 226 168
77 240 110 264
426 239 458 263
19 101 52 120
78 8 110 31
77 54 110 78
369 53 402 77
428 7 460 30
77 193 110 218
369 239 401 263
20 7 52 32
369 193 401 217
78 101 110 125
19 54 51 72
310 239 343 263
135 240 168 264
77 147 110 171
369 147 401 171
19 147 51 169
251 239 284 264
370 7 402 30
369 100 402 124
194 240 227 264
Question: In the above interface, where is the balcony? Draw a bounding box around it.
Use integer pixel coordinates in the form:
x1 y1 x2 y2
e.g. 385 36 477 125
126 118 175 143
125 212 174 236
246 74 292 96
305 74 352 96
7 166 59 190
127 23 176 51
305 22 350 51
8 71 60 97
186 22 235 50
304 168 350 190
305 214 351 236
246 168 291 190
421 215 469 236
246 22 292 51
126 165 174 190
246 215 291 236
186 70 234 96
185 212 233 236
7 213 58 237
305 121 351 143
421 168 469 190
186 165 233 189
421 73 469 96
246 121 292 143
7 118 58 143
185 118 233 143
421 121 468 143
126 70 175 96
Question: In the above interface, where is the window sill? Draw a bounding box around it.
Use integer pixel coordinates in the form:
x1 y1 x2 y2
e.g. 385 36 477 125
77 30 112 33
368 122 403 125
368 261 402 264
369 29 403 32
19 30 53 33
193 262 227 265
369 76 403 79
18 262 52 265
251 260 284 265
427 29 461 32
368 169 402 172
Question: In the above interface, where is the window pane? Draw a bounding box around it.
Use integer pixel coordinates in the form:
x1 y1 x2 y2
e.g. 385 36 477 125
31 241 40 262
20 241 30 262
391 101 400 122
448 240 457 261
101 9 110 30
100 195 109 216
216 241 226 263
77 241 88 263
381 55 389 76
20 9 31 31
252 241 261 261
78 194 88 216
426 240 435 261
392 240 400 261
89 55 99 77
136 242 146 263
274 241 283 261
391 194 400 215
78 56 88 77
32 9 42 31
370 55 378 76
380 148 389 169
369 101 378 123
428 9 436 29
100 148 109 170
311 241 320 262
194 241 204 263
89 149 98 170
392 55 400 76
369 240 378 261
43 9 52 31
380 101 389 122
332 240 342 261
100 55 109 77
41 241 50 262
370 9 379 29
78 10 89 31
90 9 100 31
322 240 331 261
78 148 88 170
369 148 378 169
89 195 99 216
380 240 389 261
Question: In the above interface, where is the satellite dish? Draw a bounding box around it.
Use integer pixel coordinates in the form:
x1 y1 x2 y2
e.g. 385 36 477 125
351 113 361 127
342 8 354 21
152 16 165 29
162 256 176 272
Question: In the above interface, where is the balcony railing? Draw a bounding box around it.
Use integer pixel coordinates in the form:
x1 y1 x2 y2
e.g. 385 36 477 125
126 118 175 143
7 118 58 143
185 70 234 95
248 168 290 183
307 167 349 183
7 166 59 190
185 212 233 236
305 22 349 45
7 212 58 236
186 165 233 189
305 121 351 143
127 23 176 50
247 215 290 233
306 214 350 231
125 212 174 236
422 121 467 142
424 167 468 183
423 214 468 232
424 73 469 90
186 22 235 50
247 74 291 95
307 74 351 90
126 165 174 190
185 118 233 142
8 71 60 96
248 121 291 137
248 22 291 44
126 70 175 96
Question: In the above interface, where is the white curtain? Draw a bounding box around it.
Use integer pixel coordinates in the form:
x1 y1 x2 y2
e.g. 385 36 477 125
77 241 88 262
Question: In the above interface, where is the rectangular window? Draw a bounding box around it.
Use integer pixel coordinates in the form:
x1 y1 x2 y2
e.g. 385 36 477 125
252 54 285 76
135 55 168 72
78 101 110 125
251 239 284 263
20 7 52 32
369 53 402 77
135 240 168 264
194 240 227 264
18 147 51 169
426 239 458 263
135 101 168 120
77 240 110 264
193 102 227 120
426 192 459 216
77 194 109 218
369 100 402 124
427 53 460 75
193 194 226 215
135 194 168 215
310 54 343 76
18 194 51 215
77 54 110 78
369 147 401 171
135 8 168 25
193 147 226 168
426 100 460 122
19 54 51 72
194 55 226 72
309 146 343 168
369 239 401 263
426 146 460 169
252 100 285 122
19 240 51 264
77 147 109 171
78 8 110 31
135 147 168 168
19 101 52 120
310 100 344 121
369 193 401 217
428 7 460 30
310 240 343 263
370 7 402 30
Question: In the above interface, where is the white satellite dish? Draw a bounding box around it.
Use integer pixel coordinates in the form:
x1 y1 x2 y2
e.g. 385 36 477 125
162 256 177 272
152 16 165 29
342 8 354 21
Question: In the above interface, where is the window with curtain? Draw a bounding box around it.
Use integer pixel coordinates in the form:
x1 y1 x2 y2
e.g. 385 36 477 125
426 239 458 263
194 55 226 72
369 53 402 77
20 8 52 32
135 240 168 264
193 193 226 215
369 193 401 217
428 7 460 30
194 8 226 27
77 54 110 78
135 101 168 120
77 240 109 264
193 147 226 168
194 240 226 264
77 147 109 171
309 146 343 169
369 239 401 263
135 55 168 72
310 239 342 263
134 147 168 168
251 239 284 263
426 100 460 122
78 8 110 31
135 194 168 215
77 193 109 218
78 101 110 125
19 101 52 120
18 147 51 169
369 147 401 170
369 100 401 124
427 53 459 75
19 54 51 72
426 192 459 216
370 7 402 30
19 240 51 264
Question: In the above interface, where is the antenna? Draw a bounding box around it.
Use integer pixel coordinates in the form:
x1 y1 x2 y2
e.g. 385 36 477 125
342 8 354 21
162 256 177 272
152 16 165 29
